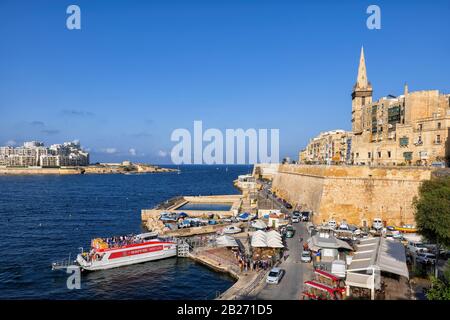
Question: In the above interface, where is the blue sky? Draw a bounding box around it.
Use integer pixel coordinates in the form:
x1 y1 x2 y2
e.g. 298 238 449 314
0 0 449 163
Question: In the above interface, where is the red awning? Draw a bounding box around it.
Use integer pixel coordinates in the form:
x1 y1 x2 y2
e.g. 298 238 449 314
314 269 339 281
303 281 336 294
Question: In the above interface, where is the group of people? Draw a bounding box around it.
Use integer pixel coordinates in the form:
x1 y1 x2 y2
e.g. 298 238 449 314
83 251 104 262
103 235 143 248
233 248 276 272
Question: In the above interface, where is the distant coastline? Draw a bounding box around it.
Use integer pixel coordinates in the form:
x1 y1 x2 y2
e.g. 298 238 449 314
0 162 178 175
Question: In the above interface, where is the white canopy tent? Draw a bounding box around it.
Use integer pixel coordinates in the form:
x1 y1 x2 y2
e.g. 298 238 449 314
307 234 354 251
346 237 409 300
216 235 238 247
251 230 284 248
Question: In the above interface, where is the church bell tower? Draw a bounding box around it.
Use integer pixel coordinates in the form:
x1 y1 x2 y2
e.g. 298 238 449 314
352 46 373 133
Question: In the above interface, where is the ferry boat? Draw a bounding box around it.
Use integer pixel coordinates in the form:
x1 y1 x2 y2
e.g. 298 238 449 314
75 232 177 271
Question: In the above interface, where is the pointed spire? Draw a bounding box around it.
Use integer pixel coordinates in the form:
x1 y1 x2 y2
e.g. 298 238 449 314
356 46 368 88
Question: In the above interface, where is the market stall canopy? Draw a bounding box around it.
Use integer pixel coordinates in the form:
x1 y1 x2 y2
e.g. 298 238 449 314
347 237 409 279
216 235 238 247
307 234 353 252
251 230 284 248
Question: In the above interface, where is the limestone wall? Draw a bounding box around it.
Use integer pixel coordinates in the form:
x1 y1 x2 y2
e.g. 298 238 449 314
272 164 434 226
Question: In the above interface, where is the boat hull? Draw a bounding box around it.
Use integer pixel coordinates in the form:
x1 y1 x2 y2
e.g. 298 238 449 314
394 227 417 233
77 243 177 271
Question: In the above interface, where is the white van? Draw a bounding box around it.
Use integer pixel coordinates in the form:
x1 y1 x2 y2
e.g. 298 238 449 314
327 220 337 229
372 218 383 230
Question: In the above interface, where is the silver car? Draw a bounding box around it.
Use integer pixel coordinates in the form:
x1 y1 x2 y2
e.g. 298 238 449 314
266 268 283 284
300 250 311 263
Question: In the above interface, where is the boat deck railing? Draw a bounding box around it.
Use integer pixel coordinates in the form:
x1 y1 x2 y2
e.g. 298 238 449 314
51 254 78 271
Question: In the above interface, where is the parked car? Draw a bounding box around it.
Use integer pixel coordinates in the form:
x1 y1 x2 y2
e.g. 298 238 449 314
301 211 310 222
300 250 311 263
285 203 293 209
286 225 295 238
439 249 450 259
292 211 301 217
372 218 383 231
407 241 429 254
327 220 337 229
266 268 283 284
416 253 436 265
292 217 300 223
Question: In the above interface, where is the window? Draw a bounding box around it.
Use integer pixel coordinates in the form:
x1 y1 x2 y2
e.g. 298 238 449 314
437 122 442 129
399 137 409 147
388 151 391 158
403 152 413 161
378 152 382 158
368 152 371 159
356 153 359 158
418 124 423 131
436 135 441 143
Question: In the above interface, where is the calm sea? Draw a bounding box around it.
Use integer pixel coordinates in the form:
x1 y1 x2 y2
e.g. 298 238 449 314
0 165 252 299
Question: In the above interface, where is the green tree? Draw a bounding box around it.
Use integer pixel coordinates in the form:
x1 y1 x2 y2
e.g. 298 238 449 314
414 176 450 279
426 277 450 300
426 264 450 300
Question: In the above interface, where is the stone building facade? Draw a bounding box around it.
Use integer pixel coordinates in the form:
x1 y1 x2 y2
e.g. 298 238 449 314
299 130 353 165
351 47 450 166
299 47 450 167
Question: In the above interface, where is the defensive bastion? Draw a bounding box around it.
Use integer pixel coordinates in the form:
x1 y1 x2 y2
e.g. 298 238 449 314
270 164 446 227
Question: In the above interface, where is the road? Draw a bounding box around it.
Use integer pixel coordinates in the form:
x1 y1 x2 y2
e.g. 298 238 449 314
256 221 312 300
257 182 290 214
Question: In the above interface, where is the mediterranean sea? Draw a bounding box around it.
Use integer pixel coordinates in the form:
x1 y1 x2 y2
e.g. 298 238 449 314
0 165 252 299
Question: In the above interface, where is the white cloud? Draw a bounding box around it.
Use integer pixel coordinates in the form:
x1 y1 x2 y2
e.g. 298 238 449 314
101 148 118 154
5 140 17 146
157 150 168 157
129 148 137 156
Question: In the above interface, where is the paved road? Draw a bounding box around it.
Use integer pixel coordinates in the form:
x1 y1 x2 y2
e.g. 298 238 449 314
256 221 312 300
258 186 290 214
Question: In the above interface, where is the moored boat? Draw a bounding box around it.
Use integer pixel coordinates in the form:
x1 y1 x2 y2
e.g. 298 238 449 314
394 225 417 233
76 232 177 271
223 225 242 234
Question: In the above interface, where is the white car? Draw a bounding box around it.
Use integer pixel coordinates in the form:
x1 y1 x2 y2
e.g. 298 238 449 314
407 241 429 254
416 252 436 265
266 268 283 284
292 217 300 223
300 251 311 263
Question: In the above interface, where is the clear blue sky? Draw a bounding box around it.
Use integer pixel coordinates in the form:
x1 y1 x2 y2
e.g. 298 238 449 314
1 0 449 163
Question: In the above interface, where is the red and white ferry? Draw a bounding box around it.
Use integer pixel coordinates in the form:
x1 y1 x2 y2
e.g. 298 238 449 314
76 232 177 271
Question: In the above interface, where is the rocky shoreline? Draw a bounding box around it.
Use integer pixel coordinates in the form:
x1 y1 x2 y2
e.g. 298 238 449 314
0 163 178 175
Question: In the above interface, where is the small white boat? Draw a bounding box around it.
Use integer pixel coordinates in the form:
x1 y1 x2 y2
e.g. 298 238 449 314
251 220 267 230
223 226 242 234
